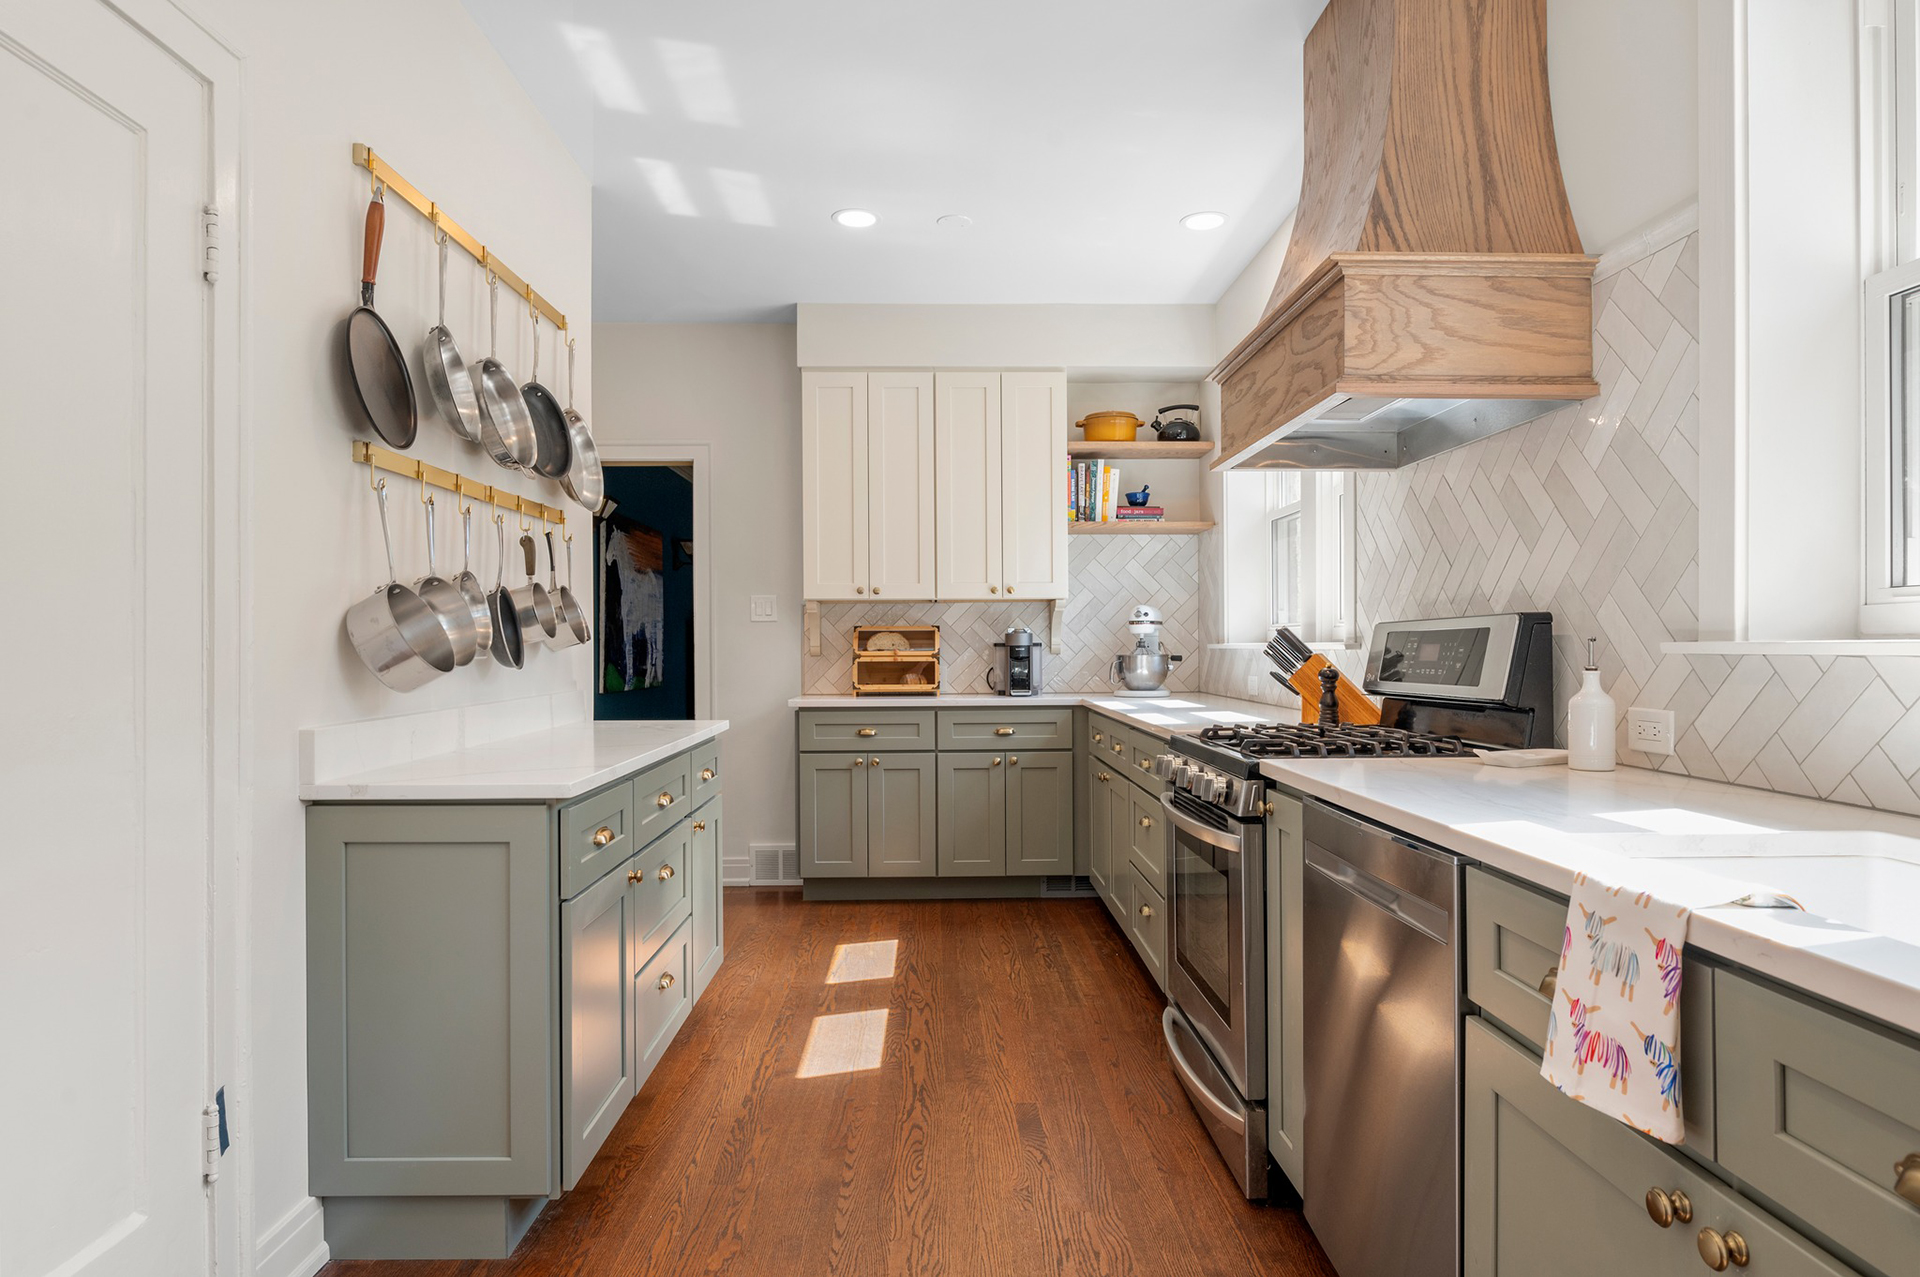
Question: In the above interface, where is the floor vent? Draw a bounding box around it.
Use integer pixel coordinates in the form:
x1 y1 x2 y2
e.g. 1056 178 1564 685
1043 875 1096 896
751 843 802 887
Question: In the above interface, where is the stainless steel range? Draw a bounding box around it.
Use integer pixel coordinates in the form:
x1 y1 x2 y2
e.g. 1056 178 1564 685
1150 611 1554 1233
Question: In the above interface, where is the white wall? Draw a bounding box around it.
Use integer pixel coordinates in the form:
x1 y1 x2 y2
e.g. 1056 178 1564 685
592 324 802 880
796 303 1217 375
174 1 593 1271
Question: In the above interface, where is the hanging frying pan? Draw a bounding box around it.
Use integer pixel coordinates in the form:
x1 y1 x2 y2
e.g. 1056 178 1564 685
344 187 417 449
559 337 605 513
486 508 525 669
522 309 573 480
475 271 537 471
423 226 484 444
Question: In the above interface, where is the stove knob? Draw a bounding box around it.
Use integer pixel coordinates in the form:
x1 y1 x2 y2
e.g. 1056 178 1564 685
1219 777 1242 809
1173 761 1193 786
1198 773 1224 804
1151 754 1174 780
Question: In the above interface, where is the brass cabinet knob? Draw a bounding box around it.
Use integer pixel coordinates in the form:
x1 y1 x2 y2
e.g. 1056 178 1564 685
1097 771 1110 782
1139 816 1153 829
1093 732 1103 744
657 792 674 808
692 820 707 832
627 868 643 884
592 826 616 848
855 586 865 594
872 588 880 596
1138 904 1153 918
991 756 1003 767
995 727 1016 736
853 757 866 766
1138 758 1151 770
658 864 675 880
1006 586 1015 595
1696 1228 1749 1270
1539 967 1558 1000
1112 742 1125 754
1896 1153 1920 1207
989 585 999 594
1646 1187 1692 1228
701 767 716 781
657 972 675 990
856 727 878 738
869 756 880 767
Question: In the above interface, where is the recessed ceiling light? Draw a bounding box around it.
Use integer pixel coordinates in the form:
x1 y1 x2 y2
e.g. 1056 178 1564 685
831 208 878 229
937 213 973 228
1180 211 1228 231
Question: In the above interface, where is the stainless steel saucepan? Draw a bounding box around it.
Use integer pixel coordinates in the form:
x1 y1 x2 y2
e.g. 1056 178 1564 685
546 528 590 648
453 503 493 663
508 514 559 646
413 490 480 667
475 271 536 470
345 478 456 690
423 226 484 444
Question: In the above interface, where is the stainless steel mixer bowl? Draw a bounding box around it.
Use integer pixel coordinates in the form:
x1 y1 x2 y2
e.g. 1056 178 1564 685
1114 651 1175 691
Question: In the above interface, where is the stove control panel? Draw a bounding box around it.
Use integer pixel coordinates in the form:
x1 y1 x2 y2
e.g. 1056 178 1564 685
1152 753 1266 819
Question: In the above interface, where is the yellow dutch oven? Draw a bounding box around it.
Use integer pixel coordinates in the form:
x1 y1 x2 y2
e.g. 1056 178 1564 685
1077 410 1143 441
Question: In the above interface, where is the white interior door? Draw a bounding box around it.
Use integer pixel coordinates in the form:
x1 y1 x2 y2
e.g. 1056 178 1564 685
0 3 216 1273
866 371 935 601
1000 371 1069 600
801 370 869 600
934 372 1003 599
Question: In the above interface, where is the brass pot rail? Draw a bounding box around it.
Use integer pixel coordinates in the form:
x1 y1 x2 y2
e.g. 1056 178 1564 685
354 441 566 526
353 143 567 333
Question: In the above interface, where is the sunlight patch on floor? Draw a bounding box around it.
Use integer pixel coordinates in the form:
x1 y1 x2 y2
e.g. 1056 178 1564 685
825 939 898 984
796 1008 889 1077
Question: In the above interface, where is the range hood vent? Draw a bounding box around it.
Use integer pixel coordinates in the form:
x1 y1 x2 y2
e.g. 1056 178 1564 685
1211 0 1597 471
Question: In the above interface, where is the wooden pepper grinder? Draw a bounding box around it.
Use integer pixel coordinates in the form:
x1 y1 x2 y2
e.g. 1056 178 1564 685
1318 666 1341 727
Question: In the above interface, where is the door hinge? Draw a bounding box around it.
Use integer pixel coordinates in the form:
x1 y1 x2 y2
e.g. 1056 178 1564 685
201 1086 228 1183
201 205 220 284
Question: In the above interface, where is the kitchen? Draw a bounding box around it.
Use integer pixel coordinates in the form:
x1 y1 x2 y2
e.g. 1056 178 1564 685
6 1 1920 1276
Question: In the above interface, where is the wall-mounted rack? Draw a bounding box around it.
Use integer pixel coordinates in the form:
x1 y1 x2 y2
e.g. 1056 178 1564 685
352 143 567 332
354 441 567 525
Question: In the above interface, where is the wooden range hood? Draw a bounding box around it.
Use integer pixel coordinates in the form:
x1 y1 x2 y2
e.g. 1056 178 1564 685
1211 0 1598 470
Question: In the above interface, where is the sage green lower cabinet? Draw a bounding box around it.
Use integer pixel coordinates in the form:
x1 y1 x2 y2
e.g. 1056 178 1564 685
1264 789 1306 1192
306 741 726 1261
799 753 868 877
1088 760 1114 907
938 751 1007 875
1465 1017 1862 1277
1006 750 1073 874
867 753 937 877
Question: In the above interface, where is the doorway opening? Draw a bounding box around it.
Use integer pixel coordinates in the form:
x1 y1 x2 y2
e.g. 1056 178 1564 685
595 463 697 720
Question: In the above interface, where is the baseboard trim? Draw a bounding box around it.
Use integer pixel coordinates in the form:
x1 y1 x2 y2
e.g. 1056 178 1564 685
722 853 752 886
256 1197 328 1277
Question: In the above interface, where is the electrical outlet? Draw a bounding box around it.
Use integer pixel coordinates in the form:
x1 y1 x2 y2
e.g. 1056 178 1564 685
750 595 777 622
1627 707 1676 756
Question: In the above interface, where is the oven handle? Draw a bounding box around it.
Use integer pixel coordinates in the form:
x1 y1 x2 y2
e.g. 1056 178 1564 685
1163 1007 1247 1137
1159 792 1244 853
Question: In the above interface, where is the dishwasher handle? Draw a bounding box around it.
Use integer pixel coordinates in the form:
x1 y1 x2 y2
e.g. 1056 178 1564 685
1306 843 1453 943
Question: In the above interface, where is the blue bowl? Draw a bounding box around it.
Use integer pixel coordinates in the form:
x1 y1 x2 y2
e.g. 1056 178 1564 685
1125 486 1151 507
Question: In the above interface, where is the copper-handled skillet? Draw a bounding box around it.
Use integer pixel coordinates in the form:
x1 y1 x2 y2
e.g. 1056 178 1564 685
344 188 417 449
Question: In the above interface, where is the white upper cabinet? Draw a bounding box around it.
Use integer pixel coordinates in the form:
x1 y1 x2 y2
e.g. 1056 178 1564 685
866 372 936 600
801 370 869 600
934 371 1004 599
999 372 1068 600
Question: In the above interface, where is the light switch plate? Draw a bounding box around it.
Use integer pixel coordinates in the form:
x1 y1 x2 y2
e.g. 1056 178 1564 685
1627 706 1676 756
750 595 777 622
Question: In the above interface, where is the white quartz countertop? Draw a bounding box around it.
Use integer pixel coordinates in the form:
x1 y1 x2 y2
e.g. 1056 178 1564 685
300 720 729 802
1261 756 1920 1037
789 691 1286 736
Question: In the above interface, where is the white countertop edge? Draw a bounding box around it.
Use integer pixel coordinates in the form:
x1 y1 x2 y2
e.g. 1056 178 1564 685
299 720 730 802
1662 639 1920 656
1260 759 1920 1038
788 691 1287 735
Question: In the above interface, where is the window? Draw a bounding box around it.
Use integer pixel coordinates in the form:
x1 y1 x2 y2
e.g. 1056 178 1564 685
1267 471 1303 629
1221 468 1353 644
1864 0 1920 629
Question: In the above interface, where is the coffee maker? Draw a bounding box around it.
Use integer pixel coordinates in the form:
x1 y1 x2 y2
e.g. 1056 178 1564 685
1111 604 1183 697
987 625 1044 696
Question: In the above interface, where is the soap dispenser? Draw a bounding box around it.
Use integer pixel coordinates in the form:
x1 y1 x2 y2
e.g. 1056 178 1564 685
1567 638 1616 772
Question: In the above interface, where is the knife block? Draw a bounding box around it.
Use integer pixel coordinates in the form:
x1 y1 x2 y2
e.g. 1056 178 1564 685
1287 655 1381 725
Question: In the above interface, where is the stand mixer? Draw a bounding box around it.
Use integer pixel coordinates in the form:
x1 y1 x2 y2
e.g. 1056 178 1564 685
1111 604 1184 697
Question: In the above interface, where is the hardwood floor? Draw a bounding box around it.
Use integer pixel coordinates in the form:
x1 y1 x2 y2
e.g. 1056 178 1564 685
323 889 1336 1277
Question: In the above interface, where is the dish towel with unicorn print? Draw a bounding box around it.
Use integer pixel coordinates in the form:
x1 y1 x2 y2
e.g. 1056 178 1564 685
1540 871 1691 1143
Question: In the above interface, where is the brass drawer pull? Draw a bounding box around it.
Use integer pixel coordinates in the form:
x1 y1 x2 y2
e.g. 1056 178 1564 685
1896 1153 1920 1207
869 756 880 767
1097 771 1110 782
853 757 866 766
1696 1228 1748 1270
1112 742 1125 754
656 792 674 808
627 868 643 884
591 826 616 848
995 726 1015 736
693 820 707 832
701 767 716 781
855 585 865 594
1646 1187 1692 1228
657 972 676 990
1139 816 1153 829
856 727 877 737
658 864 675 880
1538 967 1558 1000
1137 758 1151 770
1138 903 1153 919
1093 732 1103 744
1009 755 1019 765
991 756 1003 767
989 585 998 594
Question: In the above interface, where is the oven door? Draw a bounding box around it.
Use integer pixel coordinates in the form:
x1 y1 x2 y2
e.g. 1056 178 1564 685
1162 791 1265 1100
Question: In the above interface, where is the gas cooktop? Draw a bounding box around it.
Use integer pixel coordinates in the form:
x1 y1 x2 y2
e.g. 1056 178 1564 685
1197 722 1476 760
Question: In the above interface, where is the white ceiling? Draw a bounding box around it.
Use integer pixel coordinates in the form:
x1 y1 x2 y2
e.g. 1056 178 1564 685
463 0 1320 322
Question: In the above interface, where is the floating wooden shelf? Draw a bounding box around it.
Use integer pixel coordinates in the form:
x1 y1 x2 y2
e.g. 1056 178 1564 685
1065 440 1215 460
1069 520 1215 536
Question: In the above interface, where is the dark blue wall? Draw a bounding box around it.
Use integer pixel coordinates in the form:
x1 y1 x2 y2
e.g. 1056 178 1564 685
595 466 694 721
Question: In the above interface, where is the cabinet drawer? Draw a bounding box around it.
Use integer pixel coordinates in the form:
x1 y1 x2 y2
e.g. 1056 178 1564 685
1464 868 1715 1153
631 752 691 849
1125 730 1165 791
1094 722 1133 768
560 780 636 899
1127 783 1168 896
1088 715 1124 754
1715 972 1920 1277
690 737 722 808
634 917 692 1073
1125 861 1167 991
628 823 692 973
937 707 1073 751
797 709 936 751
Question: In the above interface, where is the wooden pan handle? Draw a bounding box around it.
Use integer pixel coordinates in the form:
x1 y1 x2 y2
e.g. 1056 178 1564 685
362 197 385 290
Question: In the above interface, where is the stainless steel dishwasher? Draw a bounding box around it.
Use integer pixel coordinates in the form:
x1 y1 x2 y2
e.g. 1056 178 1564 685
1302 799 1463 1277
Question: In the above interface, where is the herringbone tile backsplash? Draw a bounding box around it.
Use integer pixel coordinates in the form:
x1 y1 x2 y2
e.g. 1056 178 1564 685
802 537 1204 695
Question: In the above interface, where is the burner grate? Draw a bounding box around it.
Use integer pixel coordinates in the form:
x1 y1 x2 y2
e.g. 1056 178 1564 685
1192 721 1474 760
